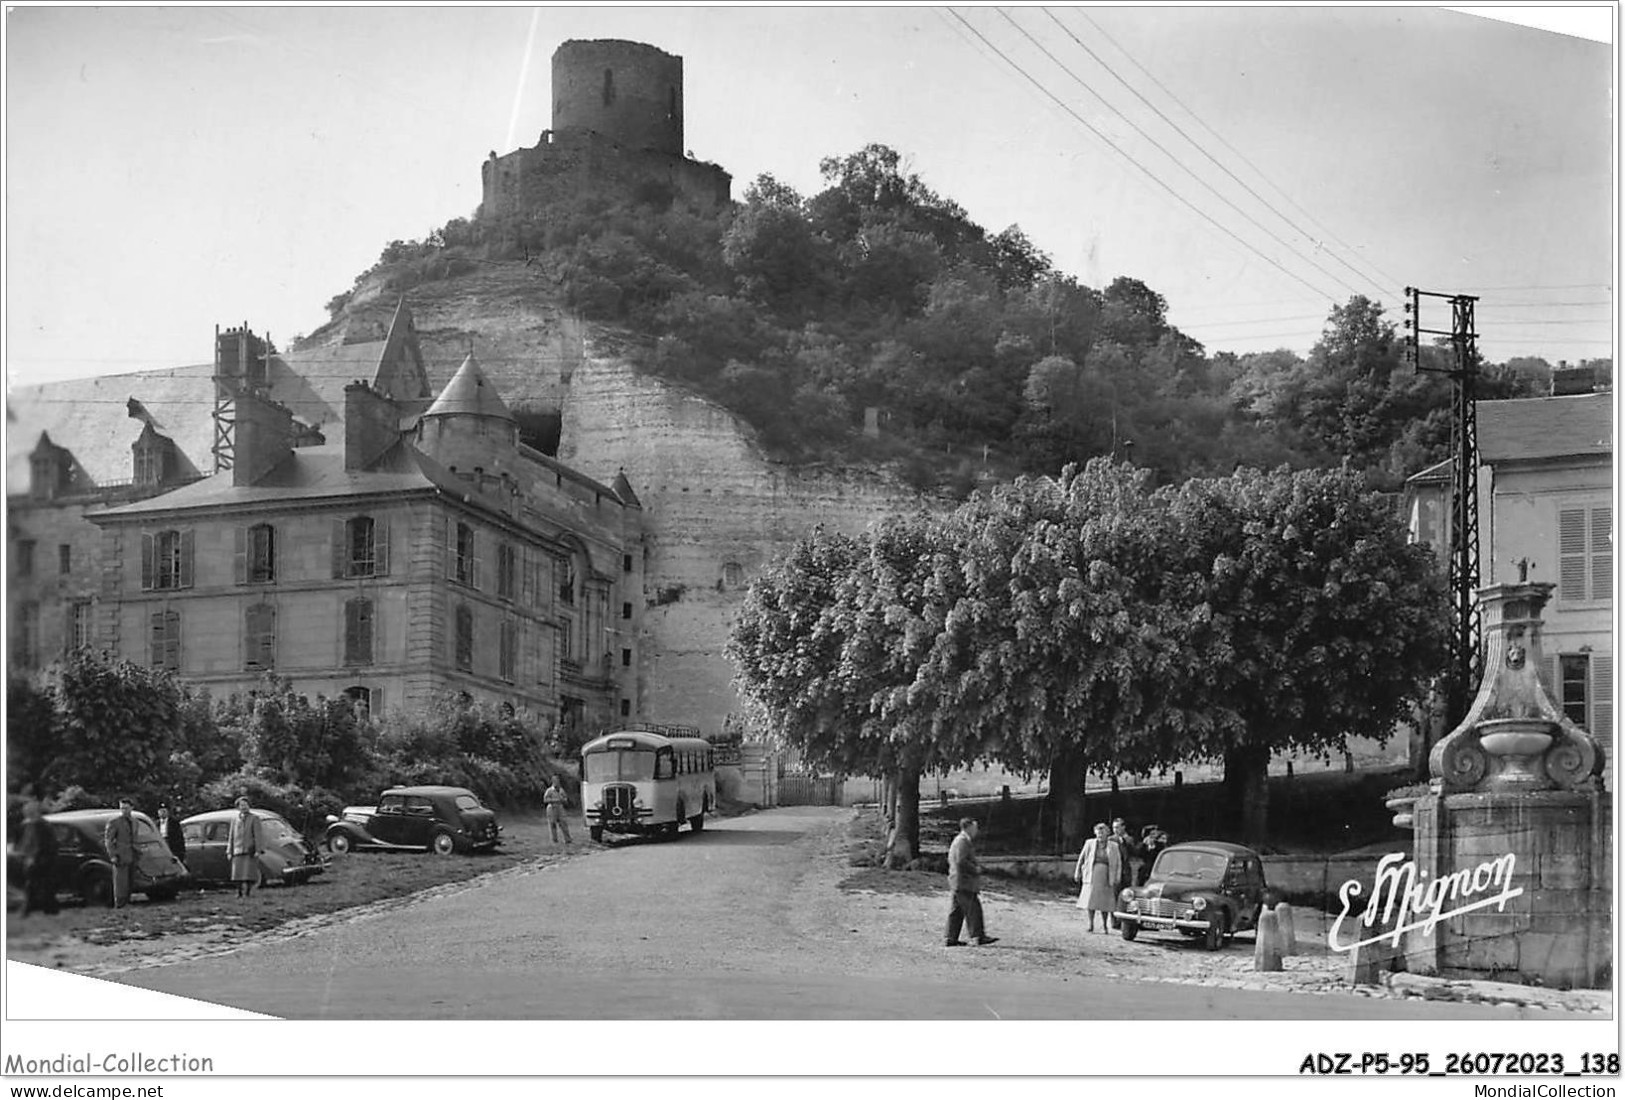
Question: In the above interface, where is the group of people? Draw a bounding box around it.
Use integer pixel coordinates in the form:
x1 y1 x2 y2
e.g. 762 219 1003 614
1073 817 1170 932
14 794 269 916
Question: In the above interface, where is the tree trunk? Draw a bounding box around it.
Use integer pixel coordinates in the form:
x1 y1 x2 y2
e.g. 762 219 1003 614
1224 743 1271 849
1045 746 1088 853
883 767 922 868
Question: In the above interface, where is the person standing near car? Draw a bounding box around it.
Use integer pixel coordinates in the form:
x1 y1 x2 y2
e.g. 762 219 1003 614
543 775 573 845
1112 818 1144 916
1139 824 1169 885
18 799 60 917
1073 822 1121 934
944 817 998 947
155 803 186 867
227 797 263 898
103 798 139 909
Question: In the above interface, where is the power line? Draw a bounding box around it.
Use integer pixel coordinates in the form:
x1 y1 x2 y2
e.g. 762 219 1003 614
1038 7 1389 303
944 9 1343 306
1067 7 1405 295
997 8 1370 303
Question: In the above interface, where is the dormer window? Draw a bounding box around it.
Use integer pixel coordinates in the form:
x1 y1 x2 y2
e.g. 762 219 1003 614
133 435 170 485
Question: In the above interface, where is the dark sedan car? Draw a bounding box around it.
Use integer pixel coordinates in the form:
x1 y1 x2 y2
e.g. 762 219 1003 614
180 808 328 887
7 809 189 907
323 786 501 855
1114 841 1274 950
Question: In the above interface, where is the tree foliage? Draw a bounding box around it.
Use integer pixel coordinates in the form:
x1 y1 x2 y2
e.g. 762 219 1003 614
730 462 1449 852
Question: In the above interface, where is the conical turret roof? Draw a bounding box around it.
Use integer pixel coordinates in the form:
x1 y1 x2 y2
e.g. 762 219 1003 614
422 354 515 422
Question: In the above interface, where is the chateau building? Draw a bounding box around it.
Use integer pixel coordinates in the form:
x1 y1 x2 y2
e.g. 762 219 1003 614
8 304 645 740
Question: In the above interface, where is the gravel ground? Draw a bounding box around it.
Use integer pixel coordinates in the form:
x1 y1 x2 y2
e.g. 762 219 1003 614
8 805 1610 1017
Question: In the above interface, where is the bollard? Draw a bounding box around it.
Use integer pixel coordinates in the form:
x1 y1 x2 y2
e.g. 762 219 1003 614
1001 785 1011 804
1273 901 1297 956
1253 908 1283 972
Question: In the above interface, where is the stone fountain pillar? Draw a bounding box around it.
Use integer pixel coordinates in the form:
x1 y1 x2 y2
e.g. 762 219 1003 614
1400 580 1610 987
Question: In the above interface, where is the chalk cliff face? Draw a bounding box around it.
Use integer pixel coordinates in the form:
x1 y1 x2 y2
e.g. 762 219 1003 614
559 348 926 735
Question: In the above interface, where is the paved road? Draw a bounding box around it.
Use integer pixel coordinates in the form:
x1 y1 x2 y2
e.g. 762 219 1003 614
116 808 1551 1021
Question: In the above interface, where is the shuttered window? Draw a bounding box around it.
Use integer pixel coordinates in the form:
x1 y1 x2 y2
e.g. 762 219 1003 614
497 543 516 600
1557 652 1614 737
499 620 516 682
448 520 479 588
334 516 389 578
142 529 194 591
1592 656 1613 740
344 598 374 666
244 604 276 670
454 604 474 671
1559 505 1611 602
150 610 181 671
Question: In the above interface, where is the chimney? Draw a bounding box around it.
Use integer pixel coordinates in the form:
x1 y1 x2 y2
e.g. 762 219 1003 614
345 381 402 470
233 389 295 486
1550 364 1596 396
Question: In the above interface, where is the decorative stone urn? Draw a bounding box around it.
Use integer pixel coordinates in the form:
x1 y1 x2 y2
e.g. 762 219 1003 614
1429 581 1603 793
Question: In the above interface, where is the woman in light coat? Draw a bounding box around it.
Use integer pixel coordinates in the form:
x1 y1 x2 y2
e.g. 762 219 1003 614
1073 822 1122 933
227 797 263 899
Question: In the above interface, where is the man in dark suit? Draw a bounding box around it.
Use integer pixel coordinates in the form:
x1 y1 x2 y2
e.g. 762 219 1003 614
155 804 186 866
944 817 998 947
103 798 139 909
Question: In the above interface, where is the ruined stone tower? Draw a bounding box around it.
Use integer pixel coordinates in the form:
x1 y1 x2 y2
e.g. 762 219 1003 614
552 39 684 157
479 39 730 221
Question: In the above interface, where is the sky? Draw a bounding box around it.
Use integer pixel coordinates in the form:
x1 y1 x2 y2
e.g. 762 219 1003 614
3 6 1615 390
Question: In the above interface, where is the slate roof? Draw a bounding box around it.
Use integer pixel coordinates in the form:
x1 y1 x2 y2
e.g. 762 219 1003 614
422 354 515 421
1477 392 1613 465
7 364 218 489
88 441 466 520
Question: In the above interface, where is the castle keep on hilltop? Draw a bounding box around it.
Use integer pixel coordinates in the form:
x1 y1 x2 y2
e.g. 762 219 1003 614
479 39 731 219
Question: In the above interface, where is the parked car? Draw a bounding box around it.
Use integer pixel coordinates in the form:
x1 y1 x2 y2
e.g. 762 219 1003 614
323 786 501 855
1114 840 1274 950
180 808 328 888
5 809 189 907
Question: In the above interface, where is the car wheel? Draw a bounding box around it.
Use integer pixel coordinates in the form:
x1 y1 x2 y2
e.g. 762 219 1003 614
1120 920 1139 942
1204 916 1224 951
79 867 113 908
689 812 705 832
431 831 457 856
589 826 603 842
328 833 352 855
146 885 178 903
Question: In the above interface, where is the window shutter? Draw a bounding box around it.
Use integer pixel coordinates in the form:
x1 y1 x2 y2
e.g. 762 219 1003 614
235 526 248 585
520 548 533 606
445 517 455 580
369 687 383 722
151 612 165 667
1591 507 1611 602
179 529 195 588
1592 654 1613 739
332 520 347 579
376 520 390 577
141 533 154 590
1559 508 1587 600
173 611 182 670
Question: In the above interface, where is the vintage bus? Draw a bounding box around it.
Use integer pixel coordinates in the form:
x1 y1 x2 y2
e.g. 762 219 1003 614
580 729 716 841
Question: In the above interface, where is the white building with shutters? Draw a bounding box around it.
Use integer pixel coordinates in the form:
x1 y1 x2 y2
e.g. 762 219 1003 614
1476 387 1613 742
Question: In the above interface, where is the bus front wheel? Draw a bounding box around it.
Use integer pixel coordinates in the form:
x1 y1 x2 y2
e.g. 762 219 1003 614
589 826 603 842
689 812 705 832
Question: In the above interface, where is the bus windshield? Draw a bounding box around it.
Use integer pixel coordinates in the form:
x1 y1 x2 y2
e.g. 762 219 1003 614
584 749 657 783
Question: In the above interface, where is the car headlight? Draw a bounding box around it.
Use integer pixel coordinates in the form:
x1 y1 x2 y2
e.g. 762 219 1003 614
1119 888 1134 905
1190 896 1207 911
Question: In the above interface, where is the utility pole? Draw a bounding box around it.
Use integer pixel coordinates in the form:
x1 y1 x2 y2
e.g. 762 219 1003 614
1404 287 1482 732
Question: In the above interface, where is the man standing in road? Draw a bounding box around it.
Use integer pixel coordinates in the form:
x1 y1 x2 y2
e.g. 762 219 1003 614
944 817 998 947
543 774 573 845
103 797 139 909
